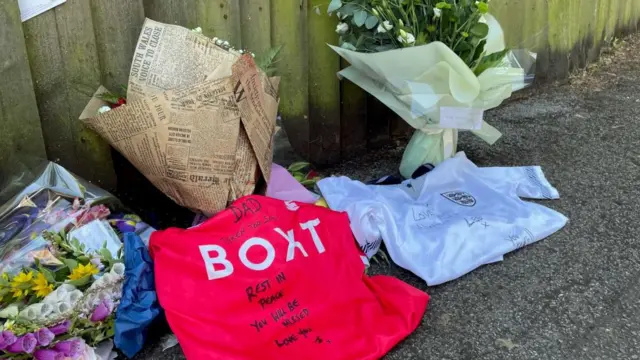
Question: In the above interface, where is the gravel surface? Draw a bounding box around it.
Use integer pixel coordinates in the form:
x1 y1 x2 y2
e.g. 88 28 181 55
133 34 640 360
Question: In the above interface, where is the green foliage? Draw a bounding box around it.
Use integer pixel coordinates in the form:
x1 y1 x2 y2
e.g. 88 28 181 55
329 0 505 73
286 162 322 190
255 46 283 76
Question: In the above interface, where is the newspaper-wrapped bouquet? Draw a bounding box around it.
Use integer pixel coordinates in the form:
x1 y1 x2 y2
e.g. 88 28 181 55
326 0 536 177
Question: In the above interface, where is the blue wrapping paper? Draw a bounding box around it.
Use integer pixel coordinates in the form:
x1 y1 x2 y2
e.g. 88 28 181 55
115 233 161 358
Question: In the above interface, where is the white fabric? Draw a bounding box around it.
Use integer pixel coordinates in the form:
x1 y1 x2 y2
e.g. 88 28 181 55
318 152 568 286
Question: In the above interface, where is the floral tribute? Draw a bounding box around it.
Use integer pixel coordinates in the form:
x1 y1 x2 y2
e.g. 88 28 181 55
0 193 147 359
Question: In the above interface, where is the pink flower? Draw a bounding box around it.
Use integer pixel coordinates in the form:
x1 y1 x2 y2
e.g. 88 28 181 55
48 320 71 335
33 348 65 360
90 301 111 322
7 333 37 354
36 327 55 347
53 338 83 357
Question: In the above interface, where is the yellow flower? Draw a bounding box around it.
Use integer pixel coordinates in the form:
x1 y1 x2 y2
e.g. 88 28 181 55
10 271 34 300
32 272 54 298
3 320 15 331
11 288 26 300
68 263 99 281
2 273 9 281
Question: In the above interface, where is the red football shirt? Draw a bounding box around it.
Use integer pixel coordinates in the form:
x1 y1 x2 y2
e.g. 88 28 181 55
150 195 429 359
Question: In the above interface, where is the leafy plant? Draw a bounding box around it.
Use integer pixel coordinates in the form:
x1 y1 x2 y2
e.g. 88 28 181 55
255 46 283 77
287 162 322 190
325 0 503 74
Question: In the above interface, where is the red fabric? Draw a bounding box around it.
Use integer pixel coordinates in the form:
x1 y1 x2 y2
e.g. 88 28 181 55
150 195 429 360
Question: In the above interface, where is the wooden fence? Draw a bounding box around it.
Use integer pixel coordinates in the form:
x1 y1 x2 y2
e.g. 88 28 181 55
1 0 640 190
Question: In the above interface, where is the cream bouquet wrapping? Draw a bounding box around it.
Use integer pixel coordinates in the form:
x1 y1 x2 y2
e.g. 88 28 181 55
326 0 536 177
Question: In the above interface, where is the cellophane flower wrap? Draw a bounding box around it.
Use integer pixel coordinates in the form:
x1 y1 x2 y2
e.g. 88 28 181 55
326 0 536 177
0 162 154 358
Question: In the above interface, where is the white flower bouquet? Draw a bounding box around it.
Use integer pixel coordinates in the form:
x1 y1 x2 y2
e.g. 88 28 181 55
326 0 536 177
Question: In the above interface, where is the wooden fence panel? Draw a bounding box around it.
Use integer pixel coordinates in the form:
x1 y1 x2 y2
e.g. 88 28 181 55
197 0 242 46
91 0 145 90
272 0 310 159
142 0 196 27
239 0 271 55
23 0 117 189
0 0 46 173
307 1 340 165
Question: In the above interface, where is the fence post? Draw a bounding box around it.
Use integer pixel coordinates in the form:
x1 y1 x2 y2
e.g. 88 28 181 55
307 1 341 164
271 0 310 159
0 0 46 173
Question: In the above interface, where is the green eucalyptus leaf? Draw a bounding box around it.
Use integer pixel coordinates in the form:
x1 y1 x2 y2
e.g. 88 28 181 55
365 15 378 30
353 10 367 27
339 3 357 17
327 0 342 13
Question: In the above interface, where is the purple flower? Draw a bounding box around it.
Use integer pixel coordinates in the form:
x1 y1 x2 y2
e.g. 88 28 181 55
114 219 136 233
33 349 65 360
48 320 71 336
35 327 55 347
6 333 37 354
0 330 17 350
53 338 83 357
90 301 111 322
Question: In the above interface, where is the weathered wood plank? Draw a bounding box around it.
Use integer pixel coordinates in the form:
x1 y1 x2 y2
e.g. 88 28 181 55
91 0 145 90
271 0 310 159
0 0 45 174
142 0 196 27
339 58 367 159
23 0 116 189
58 0 116 188
23 12 69 165
239 0 271 55
197 0 242 46
307 1 340 165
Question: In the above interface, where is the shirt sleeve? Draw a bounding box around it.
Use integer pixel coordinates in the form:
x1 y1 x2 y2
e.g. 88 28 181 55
317 177 385 258
474 166 560 199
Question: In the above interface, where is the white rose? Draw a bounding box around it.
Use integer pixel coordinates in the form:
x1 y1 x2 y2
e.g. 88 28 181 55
397 32 416 45
434 8 442 18
335 22 349 34
376 20 393 33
